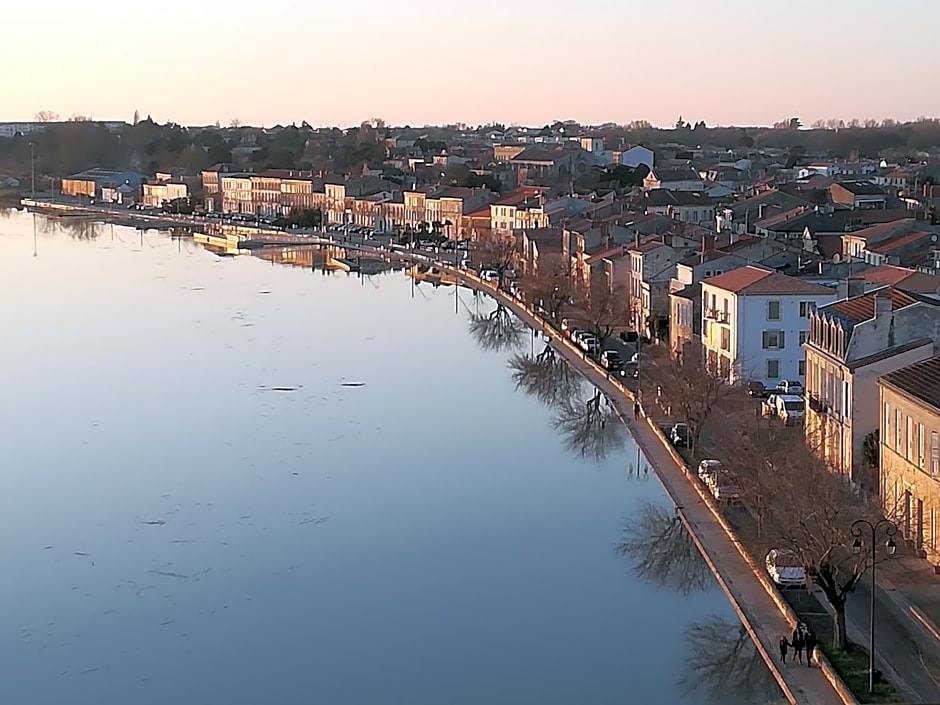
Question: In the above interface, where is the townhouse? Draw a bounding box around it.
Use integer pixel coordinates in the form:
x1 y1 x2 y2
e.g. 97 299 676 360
700 266 836 384
627 233 700 338
879 356 940 570
804 285 940 486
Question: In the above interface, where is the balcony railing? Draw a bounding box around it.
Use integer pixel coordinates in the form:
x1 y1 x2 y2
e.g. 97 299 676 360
808 394 830 414
704 307 730 323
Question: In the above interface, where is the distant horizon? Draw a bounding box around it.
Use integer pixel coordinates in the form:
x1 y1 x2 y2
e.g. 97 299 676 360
3 114 940 131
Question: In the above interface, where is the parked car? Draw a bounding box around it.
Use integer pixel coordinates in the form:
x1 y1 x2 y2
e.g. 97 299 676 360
765 549 807 588
631 351 647 364
669 423 691 449
745 380 771 399
600 349 623 370
767 394 804 424
708 470 741 503
697 459 723 483
480 269 499 282
774 380 804 396
579 334 600 354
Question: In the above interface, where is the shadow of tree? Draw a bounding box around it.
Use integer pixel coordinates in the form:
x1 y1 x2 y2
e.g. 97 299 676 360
616 501 713 596
679 616 784 705
48 217 102 240
468 303 525 352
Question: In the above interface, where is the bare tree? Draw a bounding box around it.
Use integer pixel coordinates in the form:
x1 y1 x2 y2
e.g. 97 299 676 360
471 230 519 288
468 303 525 352
679 616 783 704
518 259 576 323
229 118 242 129
715 413 886 649
571 280 631 347
58 218 102 240
34 110 59 123
69 114 92 122
617 501 713 596
641 346 745 452
551 388 624 461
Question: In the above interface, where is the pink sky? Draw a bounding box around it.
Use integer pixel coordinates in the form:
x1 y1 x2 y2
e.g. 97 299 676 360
5 0 939 128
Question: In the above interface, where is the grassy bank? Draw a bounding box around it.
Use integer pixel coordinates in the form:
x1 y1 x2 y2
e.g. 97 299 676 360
820 642 902 703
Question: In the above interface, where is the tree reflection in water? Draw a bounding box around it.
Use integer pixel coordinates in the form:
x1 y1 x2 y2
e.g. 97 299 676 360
551 388 624 461
508 345 580 408
506 343 624 461
468 303 525 352
44 217 102 240
679 616 784 705
616 501 713 596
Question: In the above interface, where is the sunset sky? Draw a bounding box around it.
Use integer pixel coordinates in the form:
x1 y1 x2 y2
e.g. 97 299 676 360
7 0 939 128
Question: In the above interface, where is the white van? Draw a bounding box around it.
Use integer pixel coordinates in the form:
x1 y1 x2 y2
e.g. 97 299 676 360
771 394 804 424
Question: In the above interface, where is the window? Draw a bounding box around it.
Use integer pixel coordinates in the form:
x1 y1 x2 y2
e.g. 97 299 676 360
884 403 891 445
720 327 730 352
799 360 806 376
919 423 926 469
762 330 785 349
799 301 817 317
895 409 902 453
799 331 808 345
906 416 914 462
767 359 780 379
932 431 940 477
767 300 781 320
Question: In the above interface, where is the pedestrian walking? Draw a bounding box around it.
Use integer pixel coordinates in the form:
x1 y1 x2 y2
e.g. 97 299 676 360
804 627 817 667
633 400 641 420
778 635 790 663
791 627 805 665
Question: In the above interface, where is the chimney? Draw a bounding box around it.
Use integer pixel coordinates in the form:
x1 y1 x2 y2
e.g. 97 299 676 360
758 203 767 220
845 276 865 298
874 292 893 319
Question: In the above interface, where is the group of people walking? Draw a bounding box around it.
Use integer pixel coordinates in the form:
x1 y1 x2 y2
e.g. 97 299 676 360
778 623 817 666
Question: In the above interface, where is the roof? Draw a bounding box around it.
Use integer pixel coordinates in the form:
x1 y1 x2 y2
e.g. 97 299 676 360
645 189 715 207
585 245 628 265
860 265 940 293
671 282 701 301
493 187 546 206
842 218 918 243
865 229 935 255
831 180 886 197
702 265 834 296
880 355 940 411
649 167 701 182
823 287 923 326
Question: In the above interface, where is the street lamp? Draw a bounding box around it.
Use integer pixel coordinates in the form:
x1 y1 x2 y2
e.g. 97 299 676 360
850 518 898 693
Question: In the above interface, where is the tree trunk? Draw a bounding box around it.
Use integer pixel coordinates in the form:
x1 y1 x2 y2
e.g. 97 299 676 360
832 604 848 650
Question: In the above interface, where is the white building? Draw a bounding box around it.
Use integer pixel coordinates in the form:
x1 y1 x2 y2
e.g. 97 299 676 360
701 265 837 385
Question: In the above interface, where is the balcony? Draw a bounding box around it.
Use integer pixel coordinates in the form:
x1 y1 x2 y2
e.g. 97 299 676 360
704 307 730 323
808 395 830 414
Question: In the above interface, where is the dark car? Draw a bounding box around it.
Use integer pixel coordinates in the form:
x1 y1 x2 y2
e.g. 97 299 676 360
746 380 770 399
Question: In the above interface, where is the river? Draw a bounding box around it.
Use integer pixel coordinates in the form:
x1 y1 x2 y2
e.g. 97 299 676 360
0 210 783 705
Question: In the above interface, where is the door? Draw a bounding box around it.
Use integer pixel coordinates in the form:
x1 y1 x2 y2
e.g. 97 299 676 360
916 498 924 552
904 490 913 539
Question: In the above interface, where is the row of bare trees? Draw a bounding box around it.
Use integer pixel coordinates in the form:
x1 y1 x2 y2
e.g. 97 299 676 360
640 345 892 650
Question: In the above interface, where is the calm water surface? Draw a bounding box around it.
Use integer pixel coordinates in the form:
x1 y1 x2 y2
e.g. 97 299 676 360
0 211 781 705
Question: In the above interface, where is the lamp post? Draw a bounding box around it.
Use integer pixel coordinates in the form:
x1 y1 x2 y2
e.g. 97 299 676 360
850 518 898 693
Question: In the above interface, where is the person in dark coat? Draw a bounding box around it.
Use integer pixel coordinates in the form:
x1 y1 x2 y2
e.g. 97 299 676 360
778 635 790 663
633 400 641 420
804 627 817 667
791 627 805 665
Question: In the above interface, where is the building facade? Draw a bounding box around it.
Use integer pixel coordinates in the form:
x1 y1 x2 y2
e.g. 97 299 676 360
804 287 940 485
879 356 940 569
701 266 836 384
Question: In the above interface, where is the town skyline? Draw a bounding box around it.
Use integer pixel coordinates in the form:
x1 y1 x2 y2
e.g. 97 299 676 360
7 0 940 128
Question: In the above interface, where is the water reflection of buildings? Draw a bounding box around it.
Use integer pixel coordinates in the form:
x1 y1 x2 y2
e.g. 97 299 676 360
199 242 405 275
406 263 460 286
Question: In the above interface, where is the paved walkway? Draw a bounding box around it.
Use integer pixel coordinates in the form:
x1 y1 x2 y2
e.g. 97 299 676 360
435 269 849 705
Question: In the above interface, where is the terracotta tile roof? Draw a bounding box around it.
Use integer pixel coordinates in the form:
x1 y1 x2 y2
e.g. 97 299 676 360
881 355 940 411
861 265 940 293
702 265 834 295
823 286 921 325
842 218 917 243
493 187 546 206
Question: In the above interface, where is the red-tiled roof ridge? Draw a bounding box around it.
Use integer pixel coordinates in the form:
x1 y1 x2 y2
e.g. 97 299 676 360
823 286 924 326
860 265 940 293
703 265 834 295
